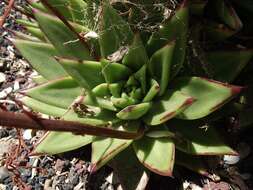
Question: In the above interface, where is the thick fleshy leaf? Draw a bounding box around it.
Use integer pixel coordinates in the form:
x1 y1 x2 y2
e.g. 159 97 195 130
134 65 147 94
31 75 47 84
25 77 81 109
21 97 66 117
189 0 208 16
143 79 160 102
212 0 242 30
133 136 175 176
34 10 92 60
16 19 38 28
122 33 148 71
92 83 110 97
149 41 175 95
147 0 188 78
110 147 150 190
176 151 213 178
34 131 92 155
206 50 253 82
56 57 104 89
63 108 119 126
99 2 133 57
83 94 117 111
101 59 132 83
168 119 237 155
91 121 139 171
13 39 67 80
116 102 151 120
204 21 237 42
144 91 194 125
173 77 242 120
26 26 46 41
40 0 88 25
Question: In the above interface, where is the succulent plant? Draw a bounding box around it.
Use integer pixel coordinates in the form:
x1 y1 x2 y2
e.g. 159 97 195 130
8 0 253 188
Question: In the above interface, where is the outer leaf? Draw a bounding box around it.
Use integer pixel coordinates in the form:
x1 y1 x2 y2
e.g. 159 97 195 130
122 33 148 71
133 136 175 176
40 0 88 24
149 41 175 95
31 75 48 84
34 10 92 60
110 147 150 190
25 77 81 109
13 39 67 80
144 91 194 125
91 121 139 171
26 26 46 41
34 131 92 155
21 97 66 117
57 57 104 89
206 50 253 82
204 21 237 42
176 151 213 178
173 77 242 119
116 102 151 120
147 0 188 78
168 119 237 155
99 2 133 57
213 0 242 30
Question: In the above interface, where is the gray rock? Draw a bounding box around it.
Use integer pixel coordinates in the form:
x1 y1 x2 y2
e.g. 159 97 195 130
0 167 11 183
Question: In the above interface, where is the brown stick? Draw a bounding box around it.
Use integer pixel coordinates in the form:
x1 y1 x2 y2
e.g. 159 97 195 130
0 110 143 139
0 0 15 28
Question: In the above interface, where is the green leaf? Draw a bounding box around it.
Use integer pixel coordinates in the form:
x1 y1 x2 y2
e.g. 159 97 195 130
56 57 104 89
16 19 38 28
176 151 213 178
134 65 147 94
40 0 88 25
26 26 46 41
133 136 175 176
168 119 237 155
143 79 160 102
122 33 148 71
25 77 81 109
116 102 151 120
21 96 67 117
110 147 150 190
149 41 175 95
189 0 208 16
92 83 110 97
173 77 242 120
212 0 242 30
204 21 237 42
31 76 47 84
13 39 67 80
34 10 92 60
144 91 194 125
34 131 92 155
147 0 189 78
101 59 132 83
99 2 133 57
91 121 139 171
206 50 253 82
83 94 118 111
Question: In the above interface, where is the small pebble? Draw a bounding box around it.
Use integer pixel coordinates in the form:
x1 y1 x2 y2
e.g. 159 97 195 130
223 155 240 165
0 167 11 183
0 72 6 83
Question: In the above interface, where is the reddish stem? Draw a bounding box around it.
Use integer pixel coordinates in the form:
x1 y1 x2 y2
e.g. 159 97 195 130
0 110 143 139
0 0 15 28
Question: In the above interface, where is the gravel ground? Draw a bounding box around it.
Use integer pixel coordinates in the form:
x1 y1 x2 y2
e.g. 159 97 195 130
1 1 253 190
